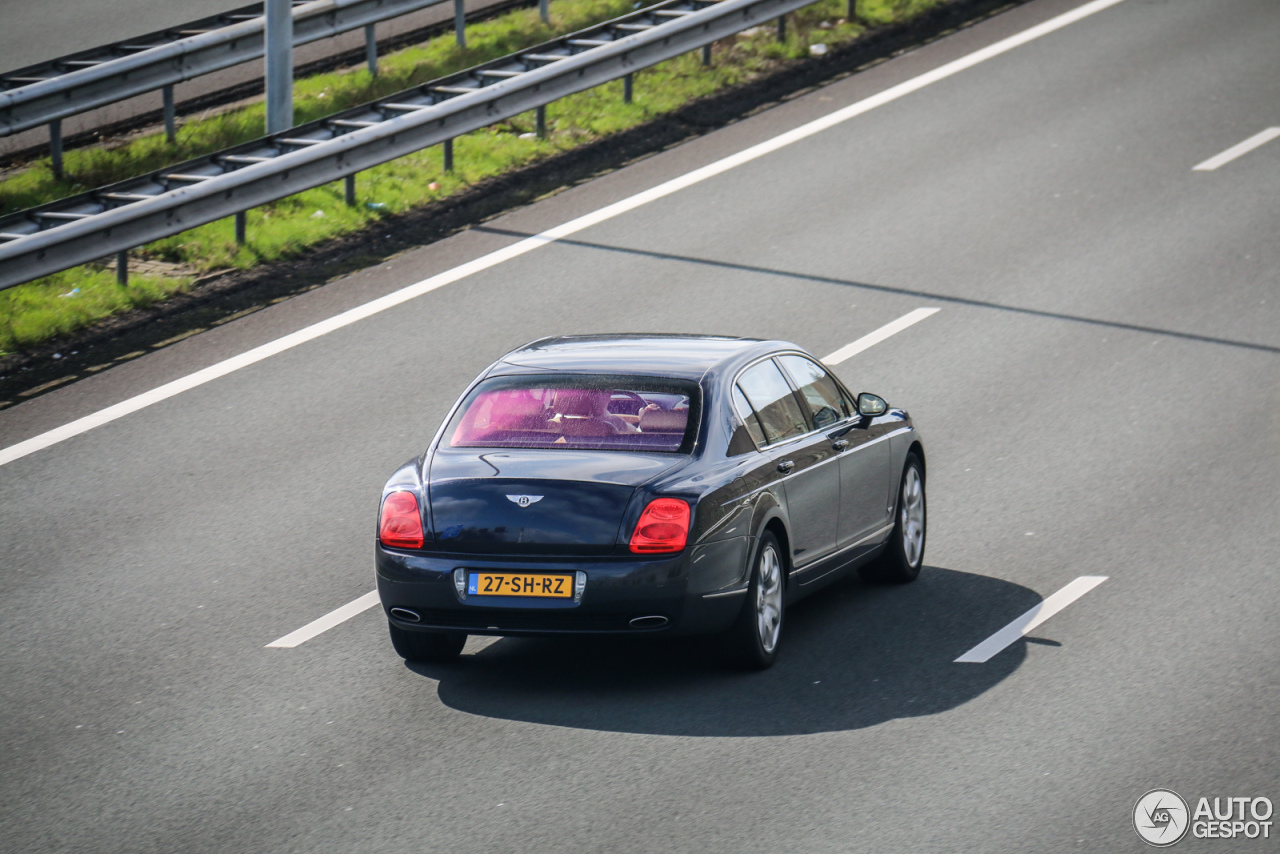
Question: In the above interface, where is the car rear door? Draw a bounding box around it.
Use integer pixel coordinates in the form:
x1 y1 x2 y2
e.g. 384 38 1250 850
777 355 891 550
735 358 841 570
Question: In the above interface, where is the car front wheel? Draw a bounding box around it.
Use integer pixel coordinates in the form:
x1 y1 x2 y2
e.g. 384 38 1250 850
860 453 926 584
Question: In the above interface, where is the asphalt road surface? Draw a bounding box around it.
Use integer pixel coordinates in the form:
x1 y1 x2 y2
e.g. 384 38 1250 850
2 0 1278 850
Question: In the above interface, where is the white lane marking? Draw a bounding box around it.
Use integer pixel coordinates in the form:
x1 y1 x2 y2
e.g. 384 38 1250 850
1192 127 1280 171
954 575 1107 663
272 309 938 648
0 0 1127 469
265 590 381 648
821 308 939 365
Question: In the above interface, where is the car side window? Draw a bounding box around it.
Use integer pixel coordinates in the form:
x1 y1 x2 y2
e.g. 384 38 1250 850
778 354 849 430
736 360 809 445
731 385 767 449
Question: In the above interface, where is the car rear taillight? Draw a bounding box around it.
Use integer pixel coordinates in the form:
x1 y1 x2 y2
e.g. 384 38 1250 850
379 491 424 549
629 498 690 554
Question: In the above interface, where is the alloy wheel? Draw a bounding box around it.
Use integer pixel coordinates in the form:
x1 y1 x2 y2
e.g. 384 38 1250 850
901 466 925 567
755 545 783 653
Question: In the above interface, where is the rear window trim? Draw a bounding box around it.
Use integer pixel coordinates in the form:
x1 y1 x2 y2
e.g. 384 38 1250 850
730 384 767 454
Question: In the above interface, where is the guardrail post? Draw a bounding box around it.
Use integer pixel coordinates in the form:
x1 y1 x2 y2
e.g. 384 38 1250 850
265 0 295 135
539 0 549 24
345 174 357 206
116 250 128 286
443 138 454 172
776 14 786 42
162 85 177 143
49 120 64 178
623 73 633 104
454 0 466 48
536 105 547 139
235 211 247 245
365 24 378 76
702 43 712 66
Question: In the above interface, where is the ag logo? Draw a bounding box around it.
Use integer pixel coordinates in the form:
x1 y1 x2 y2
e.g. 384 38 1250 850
506 494 543 508
1134 789 1190 847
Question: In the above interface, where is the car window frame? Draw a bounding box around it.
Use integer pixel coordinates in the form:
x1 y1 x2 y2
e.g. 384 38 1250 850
732 356 815 448
731 351 862 452
821 362 862 421
776 353 858 431
730 384 768 453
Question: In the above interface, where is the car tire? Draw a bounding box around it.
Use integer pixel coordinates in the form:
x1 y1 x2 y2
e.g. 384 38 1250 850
859 454 926 584
388 623 466 662
725 531 785 670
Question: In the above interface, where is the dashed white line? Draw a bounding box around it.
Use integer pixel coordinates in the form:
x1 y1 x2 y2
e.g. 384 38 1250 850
822 308 939 365
269 307 940 648
1192 127 1280 171
954 575 1107 663
265 590 381 648
1 0 1127 469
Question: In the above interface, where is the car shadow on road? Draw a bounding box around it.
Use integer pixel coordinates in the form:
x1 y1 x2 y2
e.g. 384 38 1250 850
407 566 1041 737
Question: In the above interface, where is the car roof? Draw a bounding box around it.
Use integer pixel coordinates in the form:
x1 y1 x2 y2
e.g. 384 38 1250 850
490 334 790 381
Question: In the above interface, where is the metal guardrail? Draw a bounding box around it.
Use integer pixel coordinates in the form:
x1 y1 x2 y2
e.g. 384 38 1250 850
0 0 813 290
0 0 464 140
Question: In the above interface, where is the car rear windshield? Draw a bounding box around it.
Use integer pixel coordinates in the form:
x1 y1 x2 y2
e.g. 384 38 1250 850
445 375 701 453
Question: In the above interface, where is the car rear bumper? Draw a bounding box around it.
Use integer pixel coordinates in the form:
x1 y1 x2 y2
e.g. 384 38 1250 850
375 539 749 637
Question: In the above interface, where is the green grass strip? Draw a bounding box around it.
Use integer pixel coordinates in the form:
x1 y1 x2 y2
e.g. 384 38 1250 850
0 0 945 356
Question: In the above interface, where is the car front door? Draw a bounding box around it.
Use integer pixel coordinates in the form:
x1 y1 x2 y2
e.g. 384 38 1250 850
735 359 841 570
777 355 891 550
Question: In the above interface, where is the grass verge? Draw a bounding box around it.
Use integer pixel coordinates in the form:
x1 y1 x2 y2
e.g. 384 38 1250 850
0 0 948 357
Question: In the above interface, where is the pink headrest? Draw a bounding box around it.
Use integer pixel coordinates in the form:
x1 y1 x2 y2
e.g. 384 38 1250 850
638 408 688 433
556 390 606 417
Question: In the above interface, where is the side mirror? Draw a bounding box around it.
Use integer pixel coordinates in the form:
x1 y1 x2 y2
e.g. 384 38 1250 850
856 392 888 418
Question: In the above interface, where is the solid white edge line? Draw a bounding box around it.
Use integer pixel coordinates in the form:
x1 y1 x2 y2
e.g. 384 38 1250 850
0 0 1128 469
265 589 382 648
1192 127 1280 171
821 308 939 365
273 306 938 648
954 575 1107 663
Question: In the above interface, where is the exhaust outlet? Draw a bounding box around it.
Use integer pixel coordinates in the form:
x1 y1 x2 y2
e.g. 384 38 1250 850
389 607 421 623
629 615 669 629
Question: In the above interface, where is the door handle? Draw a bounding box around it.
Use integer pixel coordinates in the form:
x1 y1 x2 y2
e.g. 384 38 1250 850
831 439 849 451
777 460 795 474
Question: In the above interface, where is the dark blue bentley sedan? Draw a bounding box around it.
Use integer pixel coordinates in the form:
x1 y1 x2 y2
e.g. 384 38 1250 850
375 334 925 668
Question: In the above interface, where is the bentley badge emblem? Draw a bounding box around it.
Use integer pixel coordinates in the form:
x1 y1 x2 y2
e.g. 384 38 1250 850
506 495 544 508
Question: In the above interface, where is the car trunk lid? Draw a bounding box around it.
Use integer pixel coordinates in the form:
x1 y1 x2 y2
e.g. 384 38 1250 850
426 449 683 555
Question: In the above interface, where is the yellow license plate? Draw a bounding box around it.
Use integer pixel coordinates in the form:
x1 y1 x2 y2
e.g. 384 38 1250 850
468 572 573 598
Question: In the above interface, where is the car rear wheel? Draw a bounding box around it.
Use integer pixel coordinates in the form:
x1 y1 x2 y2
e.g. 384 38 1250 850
726 531 785 670
388 623 466 662
859 454 925 584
